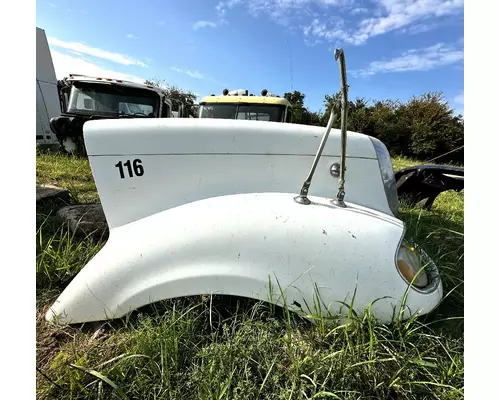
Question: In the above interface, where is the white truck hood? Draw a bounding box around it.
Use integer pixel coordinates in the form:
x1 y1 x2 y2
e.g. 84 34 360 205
84 118 377 159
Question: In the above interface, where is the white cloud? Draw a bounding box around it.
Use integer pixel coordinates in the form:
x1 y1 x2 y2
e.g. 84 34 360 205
67 50 83 57
157 20 166 26
405 22 439 34
216 0 242 17
170 66 204 79
351 7 368 14
304 1 463 45
192 20 218 30
47 37 148 67
355 0 464 42
126 33 138 39
352 42 464 77
49 2 56 7
213 0 351 29
215 0 463 45
454 91 464 105
50 50 145 83
216 1 349 21
302 18 364 45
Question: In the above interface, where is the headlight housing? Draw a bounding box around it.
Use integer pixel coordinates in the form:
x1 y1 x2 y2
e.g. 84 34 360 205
369 137 399 217
396 241 429 288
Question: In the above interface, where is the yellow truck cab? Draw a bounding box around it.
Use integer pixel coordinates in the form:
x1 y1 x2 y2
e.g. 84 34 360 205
199 89 293 123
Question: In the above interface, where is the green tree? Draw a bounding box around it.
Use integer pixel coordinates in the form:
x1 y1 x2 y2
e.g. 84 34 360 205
318 90 464 163
347 98 372 133
145 78 198 117
320 93 335 127
368 100 411 155
322 93 373 132
283 90 305 106
284 90 308 123
403 92 464 160
308 110 324 126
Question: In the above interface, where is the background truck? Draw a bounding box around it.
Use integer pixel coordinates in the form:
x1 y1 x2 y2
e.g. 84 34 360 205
198 89 295 123
50 75 185 156
36 27 61 149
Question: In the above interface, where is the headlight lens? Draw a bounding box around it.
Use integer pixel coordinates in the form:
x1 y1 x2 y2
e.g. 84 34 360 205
396 242 429 288
369 137 399 217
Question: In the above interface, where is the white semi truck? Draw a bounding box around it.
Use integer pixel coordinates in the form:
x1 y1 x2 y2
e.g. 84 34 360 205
36 27 61 148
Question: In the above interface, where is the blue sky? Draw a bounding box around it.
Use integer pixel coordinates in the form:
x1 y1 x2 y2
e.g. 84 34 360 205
36 0 464 114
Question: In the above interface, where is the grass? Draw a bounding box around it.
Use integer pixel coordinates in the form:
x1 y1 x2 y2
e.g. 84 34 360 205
36 151 99 204
36 153 464 400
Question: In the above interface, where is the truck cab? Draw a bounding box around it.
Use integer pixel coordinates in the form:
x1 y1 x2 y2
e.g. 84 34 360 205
50 75 179 155
61 76 170 118
199 89 294 123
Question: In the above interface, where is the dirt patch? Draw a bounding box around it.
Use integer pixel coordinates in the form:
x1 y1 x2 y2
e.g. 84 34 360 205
57 204 109 239
36 296 69 392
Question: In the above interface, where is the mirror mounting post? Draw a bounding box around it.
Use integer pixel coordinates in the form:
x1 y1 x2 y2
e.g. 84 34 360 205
294 48 349 206
294 104 336 205
331 48 349 208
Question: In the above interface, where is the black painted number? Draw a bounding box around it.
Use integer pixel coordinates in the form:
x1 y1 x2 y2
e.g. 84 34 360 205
115 159 144 179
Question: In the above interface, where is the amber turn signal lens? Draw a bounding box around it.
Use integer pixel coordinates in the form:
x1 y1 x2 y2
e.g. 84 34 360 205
397 259 415 283
396 243 429 288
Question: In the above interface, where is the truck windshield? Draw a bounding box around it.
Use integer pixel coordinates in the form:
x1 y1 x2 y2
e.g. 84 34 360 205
67 82 160 117
199 103 286 122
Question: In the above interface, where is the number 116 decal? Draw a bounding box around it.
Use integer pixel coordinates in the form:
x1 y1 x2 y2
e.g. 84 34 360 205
115 159 144 179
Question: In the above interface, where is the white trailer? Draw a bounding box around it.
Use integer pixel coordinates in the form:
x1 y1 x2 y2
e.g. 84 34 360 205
36 27 61 147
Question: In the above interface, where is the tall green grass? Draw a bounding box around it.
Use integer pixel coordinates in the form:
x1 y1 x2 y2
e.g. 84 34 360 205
36 154 464 400
36 153 99 204
37 293 464 399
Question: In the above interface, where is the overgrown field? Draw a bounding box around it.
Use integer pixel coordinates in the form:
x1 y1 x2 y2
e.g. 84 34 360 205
36 153 464 400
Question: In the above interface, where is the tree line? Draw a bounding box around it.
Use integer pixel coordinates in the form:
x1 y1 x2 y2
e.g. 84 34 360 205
283 90 464 165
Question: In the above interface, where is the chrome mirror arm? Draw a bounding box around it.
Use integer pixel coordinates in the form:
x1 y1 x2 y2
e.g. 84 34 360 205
331 48 349 208
294 107 335 205
294 48 349 207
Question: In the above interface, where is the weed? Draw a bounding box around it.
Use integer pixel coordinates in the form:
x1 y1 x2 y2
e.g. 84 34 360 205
36 155 464 399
